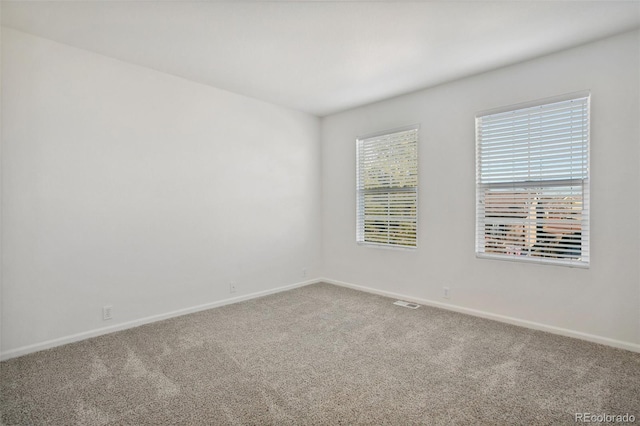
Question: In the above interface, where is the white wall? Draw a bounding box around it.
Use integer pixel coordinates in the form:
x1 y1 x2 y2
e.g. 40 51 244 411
0 4 3 355
1 29 321 356
2 26 639 359
322 30 640 347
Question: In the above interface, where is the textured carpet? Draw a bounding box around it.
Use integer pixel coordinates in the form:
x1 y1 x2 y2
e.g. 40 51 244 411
1 282 639 425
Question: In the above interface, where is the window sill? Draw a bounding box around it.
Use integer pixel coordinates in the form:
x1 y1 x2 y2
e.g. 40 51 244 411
476 252 589 269
358 242 417 251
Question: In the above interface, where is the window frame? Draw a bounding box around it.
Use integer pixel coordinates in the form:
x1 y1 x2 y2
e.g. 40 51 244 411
356 124 419 250
475 92 590 268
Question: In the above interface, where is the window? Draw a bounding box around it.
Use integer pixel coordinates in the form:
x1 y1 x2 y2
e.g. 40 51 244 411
356 126 418 248
475 94 590 267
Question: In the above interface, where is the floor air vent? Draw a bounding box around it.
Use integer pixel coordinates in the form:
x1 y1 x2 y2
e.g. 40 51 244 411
393 300 421 309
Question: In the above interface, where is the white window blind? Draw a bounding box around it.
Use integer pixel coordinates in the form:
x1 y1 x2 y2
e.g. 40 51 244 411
476 95 590 267
357 127 418 248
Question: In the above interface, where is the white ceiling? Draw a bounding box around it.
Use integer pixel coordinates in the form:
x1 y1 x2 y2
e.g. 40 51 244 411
2 1 639 116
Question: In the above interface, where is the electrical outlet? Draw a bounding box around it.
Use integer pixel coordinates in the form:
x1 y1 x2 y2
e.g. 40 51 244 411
443 287 450 299
229 282 236 294
103 305 113 320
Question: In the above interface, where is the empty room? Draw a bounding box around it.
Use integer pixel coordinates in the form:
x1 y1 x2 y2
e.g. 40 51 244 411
1 1 639 424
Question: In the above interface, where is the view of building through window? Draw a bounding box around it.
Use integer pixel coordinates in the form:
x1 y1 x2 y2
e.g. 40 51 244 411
483 189 582 259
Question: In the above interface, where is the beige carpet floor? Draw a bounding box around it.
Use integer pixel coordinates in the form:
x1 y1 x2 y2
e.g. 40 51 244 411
1 282 639 425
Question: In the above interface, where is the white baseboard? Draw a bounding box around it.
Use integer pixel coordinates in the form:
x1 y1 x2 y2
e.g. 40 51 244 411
321 277 640 354
0 278 321 361
4 277 638 360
